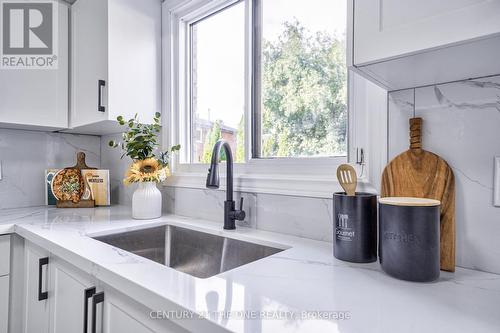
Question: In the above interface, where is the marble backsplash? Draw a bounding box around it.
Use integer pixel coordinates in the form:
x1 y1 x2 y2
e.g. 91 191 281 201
0 129 100 209
165 187 334 242
100 133 135 206
389 74 500 274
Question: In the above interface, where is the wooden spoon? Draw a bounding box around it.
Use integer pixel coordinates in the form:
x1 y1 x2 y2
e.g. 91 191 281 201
337 164 357 196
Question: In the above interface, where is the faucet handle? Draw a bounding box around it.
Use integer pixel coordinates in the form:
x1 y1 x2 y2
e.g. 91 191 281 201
230 197 246 221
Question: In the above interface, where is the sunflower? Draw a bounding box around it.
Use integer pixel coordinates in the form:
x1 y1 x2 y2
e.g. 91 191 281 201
123 158 162 185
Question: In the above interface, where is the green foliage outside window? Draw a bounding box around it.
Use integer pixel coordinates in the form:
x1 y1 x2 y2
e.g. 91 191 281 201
261 20 347 157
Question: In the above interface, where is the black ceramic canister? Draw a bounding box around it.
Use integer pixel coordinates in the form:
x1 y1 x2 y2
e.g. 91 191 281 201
333 192 377 263
379 197 441 282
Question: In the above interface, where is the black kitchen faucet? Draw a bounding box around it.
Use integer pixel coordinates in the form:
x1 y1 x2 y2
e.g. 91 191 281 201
206 139 246 229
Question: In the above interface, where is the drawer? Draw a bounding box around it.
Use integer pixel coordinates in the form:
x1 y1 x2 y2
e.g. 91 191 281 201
0 235 10 276
0 275 8 333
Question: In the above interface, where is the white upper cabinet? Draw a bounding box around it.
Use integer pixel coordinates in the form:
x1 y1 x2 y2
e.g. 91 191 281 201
69 0 161 135
0 0 69 131
349 0 500 90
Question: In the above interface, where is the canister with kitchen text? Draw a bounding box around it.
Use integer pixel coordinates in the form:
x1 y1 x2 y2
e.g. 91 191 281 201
379 197 441 282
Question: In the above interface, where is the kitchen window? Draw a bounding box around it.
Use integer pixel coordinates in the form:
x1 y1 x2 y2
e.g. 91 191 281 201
162 0 376 197
189 2 246 163
254 0 347 159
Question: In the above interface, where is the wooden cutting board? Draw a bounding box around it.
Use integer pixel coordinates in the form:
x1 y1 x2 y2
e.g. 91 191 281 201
55 152 96 208
381 118 455 272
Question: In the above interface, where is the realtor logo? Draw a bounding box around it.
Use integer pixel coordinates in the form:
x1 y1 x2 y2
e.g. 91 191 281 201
1 0 58 69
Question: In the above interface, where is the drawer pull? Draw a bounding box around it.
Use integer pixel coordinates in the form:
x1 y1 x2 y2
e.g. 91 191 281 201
38 257 49 301
92 292 105 333
84 287 96 333
98 80 106 112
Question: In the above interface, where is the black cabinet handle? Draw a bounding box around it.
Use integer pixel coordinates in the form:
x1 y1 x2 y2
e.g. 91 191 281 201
92 292 105 333
38 257 49 301
98 80 106 112
83 287 96 333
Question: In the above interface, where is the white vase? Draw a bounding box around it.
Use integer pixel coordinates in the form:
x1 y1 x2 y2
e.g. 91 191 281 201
132 181 162 219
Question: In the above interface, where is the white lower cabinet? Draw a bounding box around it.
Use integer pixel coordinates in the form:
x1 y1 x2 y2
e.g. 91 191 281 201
49 257 95 333
23 241 50 333
21 241 188 333
0 275 9 333
0 234 10 333
101 287 188 333
23 241 96 333
0 235 10 276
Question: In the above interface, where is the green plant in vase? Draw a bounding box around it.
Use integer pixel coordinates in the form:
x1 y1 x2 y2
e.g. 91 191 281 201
108 112 180 185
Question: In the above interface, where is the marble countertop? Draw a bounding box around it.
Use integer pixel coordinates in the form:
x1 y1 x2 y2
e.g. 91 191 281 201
1 206 499 333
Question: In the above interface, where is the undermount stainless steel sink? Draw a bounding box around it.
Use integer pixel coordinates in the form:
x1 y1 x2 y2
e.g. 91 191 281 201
92 225 284 278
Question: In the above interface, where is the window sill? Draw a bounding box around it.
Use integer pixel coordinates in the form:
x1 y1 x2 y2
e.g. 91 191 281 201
162 171 378 199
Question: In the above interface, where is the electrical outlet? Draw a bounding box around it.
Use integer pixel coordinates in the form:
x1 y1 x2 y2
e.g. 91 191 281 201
495 157 500 207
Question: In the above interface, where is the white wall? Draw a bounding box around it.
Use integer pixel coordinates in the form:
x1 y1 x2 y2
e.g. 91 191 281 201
388 75 500 274
0 129 100 209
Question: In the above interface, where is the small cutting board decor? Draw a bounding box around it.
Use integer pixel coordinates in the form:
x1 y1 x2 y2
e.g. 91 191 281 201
55 152 96 208
46 152 110 206
381 118 455 272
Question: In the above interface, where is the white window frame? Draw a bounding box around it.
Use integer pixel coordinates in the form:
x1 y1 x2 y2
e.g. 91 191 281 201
161 0 385 198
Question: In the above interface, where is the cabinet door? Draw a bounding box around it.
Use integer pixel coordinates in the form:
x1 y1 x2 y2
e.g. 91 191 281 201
23 242 50 333
102 287 188 333
0 0 68 130
49 258 94 333
0 235 10 277
71 0 109 128
107 0 161 123
353 0 500 65
0 275 9 333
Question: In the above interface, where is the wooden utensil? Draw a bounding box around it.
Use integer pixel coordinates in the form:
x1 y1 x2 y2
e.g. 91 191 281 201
381 118 455 272
337 164 357 196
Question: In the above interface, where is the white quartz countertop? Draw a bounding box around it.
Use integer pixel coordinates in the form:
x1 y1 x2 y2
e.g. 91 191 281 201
1 206 499 333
